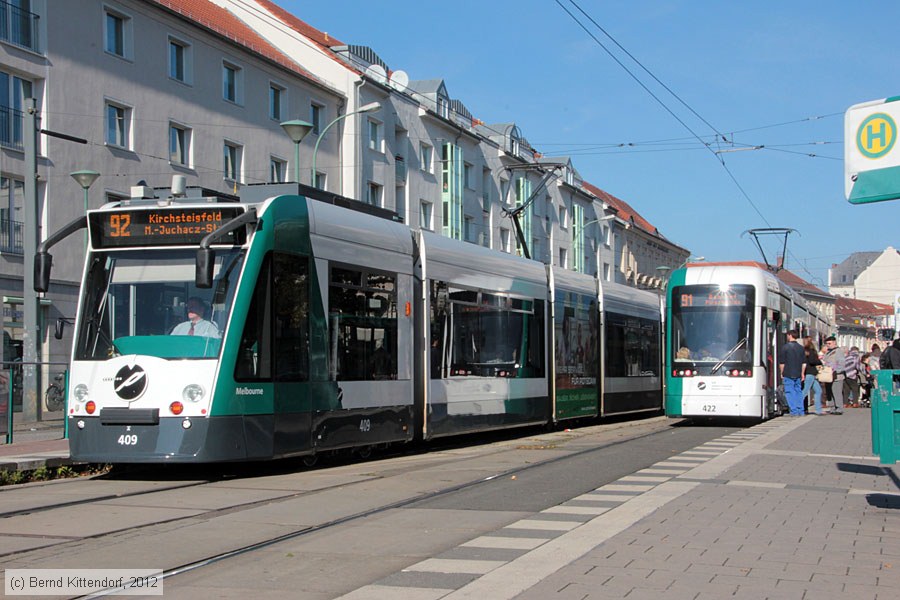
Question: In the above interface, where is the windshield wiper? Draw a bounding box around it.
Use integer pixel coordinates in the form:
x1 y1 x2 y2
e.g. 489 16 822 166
711 337 748 374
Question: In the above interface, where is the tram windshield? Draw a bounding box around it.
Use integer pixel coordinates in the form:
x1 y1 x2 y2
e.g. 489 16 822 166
670 284 754 365
75 249 245 360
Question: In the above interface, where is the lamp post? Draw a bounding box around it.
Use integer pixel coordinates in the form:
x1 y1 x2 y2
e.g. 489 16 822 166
70 170 100 248
577 214 615 274
279 120 314 183
656 256 705 287
311 101 381 188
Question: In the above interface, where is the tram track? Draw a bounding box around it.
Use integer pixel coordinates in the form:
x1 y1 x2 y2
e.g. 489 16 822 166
1 416 720 597
69 420 707 597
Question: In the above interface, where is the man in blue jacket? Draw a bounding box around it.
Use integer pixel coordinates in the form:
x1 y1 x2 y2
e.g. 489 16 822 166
779 330 807 416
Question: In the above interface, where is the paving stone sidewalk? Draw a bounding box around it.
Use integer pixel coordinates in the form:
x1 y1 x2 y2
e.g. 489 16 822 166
513 410 898 600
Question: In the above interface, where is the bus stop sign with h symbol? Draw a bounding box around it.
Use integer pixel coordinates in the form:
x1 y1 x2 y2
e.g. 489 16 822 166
845 97 900 204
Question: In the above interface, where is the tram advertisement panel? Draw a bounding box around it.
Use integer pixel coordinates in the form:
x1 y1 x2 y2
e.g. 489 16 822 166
554 291 598 419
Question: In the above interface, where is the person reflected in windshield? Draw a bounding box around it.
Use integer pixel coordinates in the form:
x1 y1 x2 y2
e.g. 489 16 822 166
171 297 220 338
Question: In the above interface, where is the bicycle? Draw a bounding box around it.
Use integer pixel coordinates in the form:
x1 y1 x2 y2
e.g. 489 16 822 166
45 372 66 412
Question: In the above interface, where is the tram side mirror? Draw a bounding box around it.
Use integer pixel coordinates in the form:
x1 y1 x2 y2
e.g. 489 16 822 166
35 252 52 293
54 318 66 340
196 248 215 289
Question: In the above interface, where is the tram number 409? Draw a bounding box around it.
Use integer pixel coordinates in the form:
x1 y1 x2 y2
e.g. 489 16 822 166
359 418 371 433
117 434 139 446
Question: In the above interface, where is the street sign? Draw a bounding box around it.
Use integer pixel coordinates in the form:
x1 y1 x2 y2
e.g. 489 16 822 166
845 97 900 204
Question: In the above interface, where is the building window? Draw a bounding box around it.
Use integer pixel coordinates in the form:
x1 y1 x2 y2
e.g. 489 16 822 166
420 200 433 230
223 62 242 103
420 143 433 173
368 118 382 152
500 179 509 205
310 103 322 135
559 205 568 229
0 176 24 254
437 97 450 119
224 141 242 182
104 7 130 58
269 83 284 120
500 228 510 253
313 171 326 190
105 101 130 148
464 163 473 189
367 182 382 207
559 248 568 269
603 262 611 281
602 224 611 246
270 157 286 183
464 215 474 242
169 123 190 166
168 37 190 83
0 71 32 150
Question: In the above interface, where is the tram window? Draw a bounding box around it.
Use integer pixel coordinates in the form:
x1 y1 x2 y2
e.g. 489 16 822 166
235 256 272 381
329 266 397 381
430 281 545 379
605 313 659 377
273 253 309 382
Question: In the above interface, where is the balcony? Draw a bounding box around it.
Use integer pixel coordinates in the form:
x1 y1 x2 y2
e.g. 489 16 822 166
0 1 39 52
395 155 407 184
1 218 23 254
0 106 24 150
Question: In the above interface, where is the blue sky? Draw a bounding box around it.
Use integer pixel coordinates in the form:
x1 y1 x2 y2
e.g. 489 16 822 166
282 1 899 289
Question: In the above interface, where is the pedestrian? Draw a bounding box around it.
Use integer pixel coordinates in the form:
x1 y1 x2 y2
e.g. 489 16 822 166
843 346 862 407
821 336 846 415
779 330 806 417
803 336 823 415
879 338 900 369
862 344 882 404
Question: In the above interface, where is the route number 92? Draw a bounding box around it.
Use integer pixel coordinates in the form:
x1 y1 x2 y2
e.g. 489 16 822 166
117 434 138 446
701 405 716 413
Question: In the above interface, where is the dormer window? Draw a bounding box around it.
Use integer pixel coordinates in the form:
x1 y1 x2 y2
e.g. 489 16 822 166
437 96 450 119
565 168 575 186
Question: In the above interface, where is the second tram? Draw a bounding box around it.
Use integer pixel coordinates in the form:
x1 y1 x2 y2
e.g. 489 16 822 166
664 263 824 419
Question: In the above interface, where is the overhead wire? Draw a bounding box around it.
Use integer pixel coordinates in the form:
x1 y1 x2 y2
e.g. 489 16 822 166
555 0 833 284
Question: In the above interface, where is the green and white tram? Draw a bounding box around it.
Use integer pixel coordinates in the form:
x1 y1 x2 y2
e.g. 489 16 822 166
664 262 810 420
37 182 662 463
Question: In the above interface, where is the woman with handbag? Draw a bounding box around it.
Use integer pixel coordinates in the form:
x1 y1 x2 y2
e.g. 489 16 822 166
803 337 824 415
821 336 846 415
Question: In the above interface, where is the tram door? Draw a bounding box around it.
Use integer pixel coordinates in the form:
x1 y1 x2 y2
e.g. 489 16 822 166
271 253 313 454
763 308 779 414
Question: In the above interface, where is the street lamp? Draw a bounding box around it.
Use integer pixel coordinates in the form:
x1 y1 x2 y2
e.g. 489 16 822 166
311 101 381 188
577 214 615 274
656 256 705 286
70 169 100 248
279 119 314 183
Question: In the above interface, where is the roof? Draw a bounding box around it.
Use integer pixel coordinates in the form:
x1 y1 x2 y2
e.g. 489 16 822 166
407 79 445 95
252 0 356 72
254 0 343 49
700 261 833 299
151 0 319 82
830 251 882 285
834 296 893 317
581 182 660 238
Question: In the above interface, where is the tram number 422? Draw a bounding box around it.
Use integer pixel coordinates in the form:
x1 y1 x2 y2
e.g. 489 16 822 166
118 434 139 446
701 405 716 413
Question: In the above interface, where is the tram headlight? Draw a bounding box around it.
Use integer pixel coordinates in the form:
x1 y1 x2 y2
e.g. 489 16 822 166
73 384 89 402
182 384 204 403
